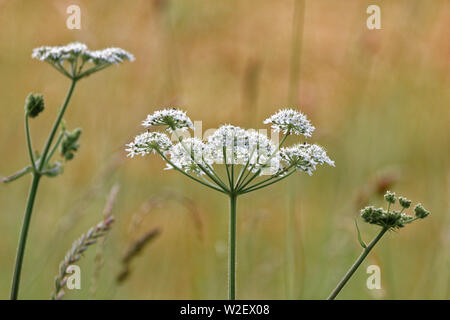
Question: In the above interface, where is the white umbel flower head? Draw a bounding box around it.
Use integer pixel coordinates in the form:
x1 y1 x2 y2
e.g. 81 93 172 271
82 47 135 65
32 42 88 63
280 143 334 175
167 138 213 176
142 109 194 133
125 131 172 157
32 42 134 78
264 108 315 137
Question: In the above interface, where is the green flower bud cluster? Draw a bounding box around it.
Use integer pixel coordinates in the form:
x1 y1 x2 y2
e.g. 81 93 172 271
25 93 45 118
398 196 412 208
384 190 396 204
361 191 430 230
414 204 430 219
60 128 82 161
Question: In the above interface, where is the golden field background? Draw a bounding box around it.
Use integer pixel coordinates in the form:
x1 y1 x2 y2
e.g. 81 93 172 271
0 0 449 299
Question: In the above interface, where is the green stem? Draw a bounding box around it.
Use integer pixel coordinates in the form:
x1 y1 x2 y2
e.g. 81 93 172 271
237 134 289 192
10 79 77 300
47 62 71 79
24 114 37 174
205 161 227 189
235 164 254 191
2 166 33 183
76 63 111 80
234 146 256 190
40 80 77 170
278 133 289 148
327 227 388 300
44 131 64 167
10 174 41 299
228 194 237 300
241 169 296 194
157 150 227 194
241 164 294 193
175 132 229 191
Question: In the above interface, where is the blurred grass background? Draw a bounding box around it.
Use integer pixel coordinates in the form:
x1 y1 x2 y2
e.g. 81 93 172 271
0 0 449 299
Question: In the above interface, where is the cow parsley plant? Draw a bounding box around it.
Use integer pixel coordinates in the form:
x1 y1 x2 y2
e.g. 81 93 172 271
7 42 133 300
127 108 334 299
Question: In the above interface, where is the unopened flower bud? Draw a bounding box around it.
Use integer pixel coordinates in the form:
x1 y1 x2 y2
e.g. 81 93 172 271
414 203 430 219
25 93 45 118
61 128 82 161
384 191 396 204
398 196 411 209
361 206 383 224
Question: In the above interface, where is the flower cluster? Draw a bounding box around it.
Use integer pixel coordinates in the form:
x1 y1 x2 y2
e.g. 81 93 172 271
32 42 134 65
414 204 430 219
206 126 282 174
142 109 194 133
32 42 88 63
83 47 135 65
264 108 315 137
168 138 214 176
125 131 173 157
127 108 333 180
32 42 134 78
280 143 335 175
360 191 430 230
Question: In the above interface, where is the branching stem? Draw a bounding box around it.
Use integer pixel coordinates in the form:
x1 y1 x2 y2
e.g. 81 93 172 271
11 79 77 300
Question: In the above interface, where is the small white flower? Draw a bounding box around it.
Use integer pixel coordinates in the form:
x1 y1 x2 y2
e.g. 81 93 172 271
125 131 172 157
142 109 194 133
264 108 315 137
168 138 213 176
280 143 334 175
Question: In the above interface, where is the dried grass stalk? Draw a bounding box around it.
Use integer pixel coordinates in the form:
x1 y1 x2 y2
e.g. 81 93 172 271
117 228 160 284
90 184 120 295
52 216 115 300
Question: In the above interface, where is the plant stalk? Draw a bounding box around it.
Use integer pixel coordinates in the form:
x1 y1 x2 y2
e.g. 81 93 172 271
10 79 77 300
25 114 37 173
327 227 388 300
228 194 237 300
39 79 77 170
10 174 40 300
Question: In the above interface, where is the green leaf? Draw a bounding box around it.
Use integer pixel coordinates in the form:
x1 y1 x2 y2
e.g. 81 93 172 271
355 218 367 249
